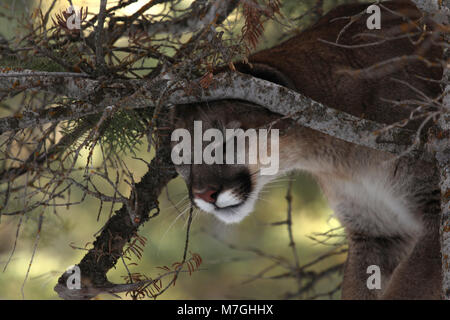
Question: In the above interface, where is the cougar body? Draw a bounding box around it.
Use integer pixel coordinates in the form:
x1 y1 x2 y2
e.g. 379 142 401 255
171 0 444 299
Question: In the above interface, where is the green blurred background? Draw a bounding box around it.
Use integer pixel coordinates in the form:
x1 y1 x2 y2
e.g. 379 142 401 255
0 0 355 300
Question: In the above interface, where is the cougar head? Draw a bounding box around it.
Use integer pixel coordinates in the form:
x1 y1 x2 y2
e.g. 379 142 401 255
170 100 285 224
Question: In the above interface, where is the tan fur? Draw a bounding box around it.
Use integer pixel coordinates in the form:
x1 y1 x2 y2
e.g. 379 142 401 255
172 1 443 299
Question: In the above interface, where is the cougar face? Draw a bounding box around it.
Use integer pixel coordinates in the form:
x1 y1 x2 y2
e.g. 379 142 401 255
171 101 286 223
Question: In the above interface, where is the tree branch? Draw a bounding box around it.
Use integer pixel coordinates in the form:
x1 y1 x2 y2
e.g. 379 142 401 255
0 71 419 156
131 0 240 36
54 120 177 300
415 0 450 300
434 114 450 300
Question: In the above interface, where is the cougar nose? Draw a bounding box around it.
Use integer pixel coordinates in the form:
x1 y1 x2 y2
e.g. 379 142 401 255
193 189 219 203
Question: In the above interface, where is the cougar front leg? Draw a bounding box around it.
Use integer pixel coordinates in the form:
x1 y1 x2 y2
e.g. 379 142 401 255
341 233 410 299
380 211 442 300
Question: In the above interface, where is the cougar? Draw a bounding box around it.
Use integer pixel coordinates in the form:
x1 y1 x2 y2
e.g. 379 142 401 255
170 0 444 299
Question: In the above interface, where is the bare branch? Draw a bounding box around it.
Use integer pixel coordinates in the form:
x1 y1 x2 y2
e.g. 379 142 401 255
132 0 240 36
54 120 177 299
